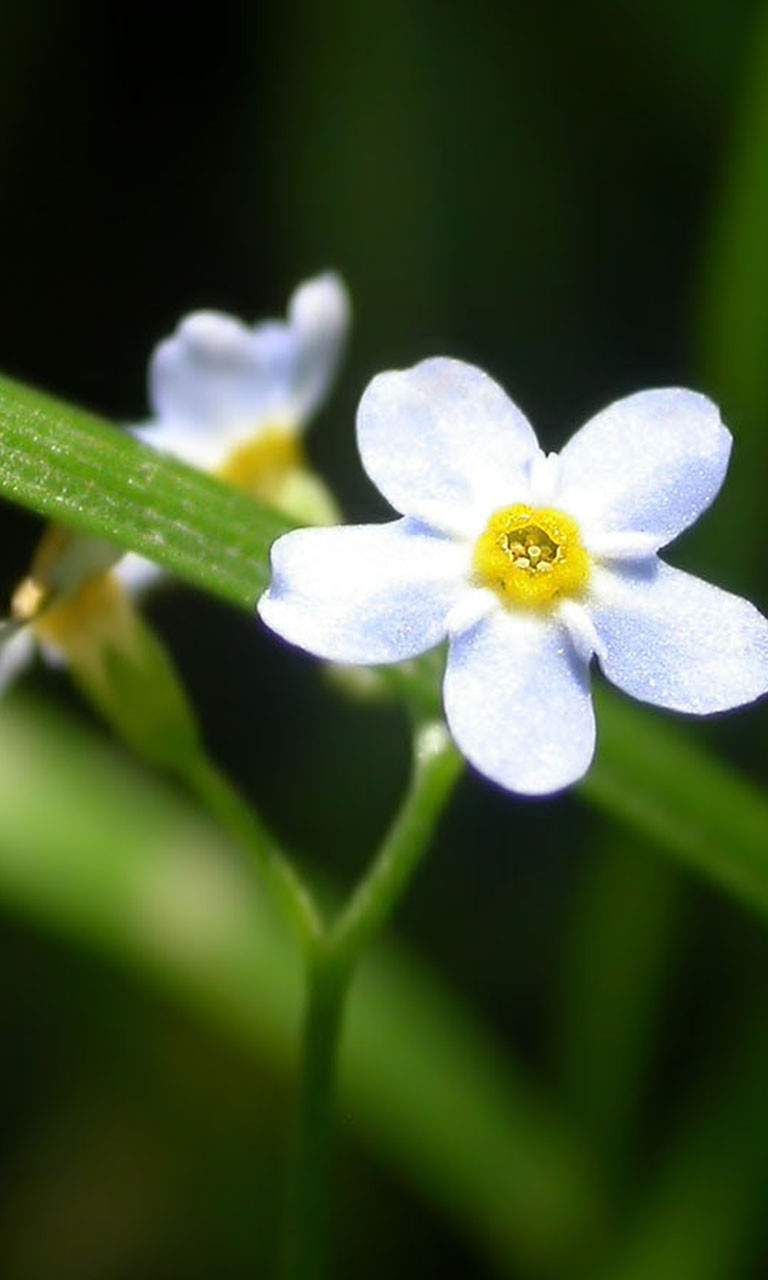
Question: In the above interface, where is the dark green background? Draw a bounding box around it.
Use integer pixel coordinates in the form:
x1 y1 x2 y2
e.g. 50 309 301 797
1 1 768 1276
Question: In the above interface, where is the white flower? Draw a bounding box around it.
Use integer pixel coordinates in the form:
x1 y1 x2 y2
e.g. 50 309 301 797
118 271 350 594
1 273 350 692
133 270 349 472
258 357 768 795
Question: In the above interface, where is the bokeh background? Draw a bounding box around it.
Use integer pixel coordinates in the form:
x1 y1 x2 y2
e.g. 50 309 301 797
2 1 768 1276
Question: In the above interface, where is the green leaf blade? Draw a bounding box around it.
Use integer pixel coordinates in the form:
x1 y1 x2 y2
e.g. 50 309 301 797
585 690 768 917
0 372 289 608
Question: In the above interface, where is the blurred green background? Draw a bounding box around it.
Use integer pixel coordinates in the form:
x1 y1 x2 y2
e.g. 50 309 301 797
2 1 768 1276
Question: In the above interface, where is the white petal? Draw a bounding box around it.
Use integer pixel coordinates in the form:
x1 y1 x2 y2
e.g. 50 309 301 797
357 358 541 535
258 519 467 664
558 599 605 664
285 272 350 423
583 531 661 561
114 553 165 598
146 273 350 462
527 451 562 506
558 389 731 548
590 560 768 713
0 626 35 694
444 609 595 795
132 419 229 471
446 586 498 637
149 311 268 433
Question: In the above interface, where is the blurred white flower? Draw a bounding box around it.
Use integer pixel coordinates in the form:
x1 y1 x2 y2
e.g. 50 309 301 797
119 271 349 593
259 357 768 795
2 273 350 692
134 271 349 475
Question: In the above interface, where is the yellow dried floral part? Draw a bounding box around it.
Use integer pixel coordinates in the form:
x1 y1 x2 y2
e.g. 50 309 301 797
11 576 47 621
216 425 304 499
474 504 590 609
34 572 133 666
12 525 122 621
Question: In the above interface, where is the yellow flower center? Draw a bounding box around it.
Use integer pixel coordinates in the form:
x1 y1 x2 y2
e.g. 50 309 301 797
474 504 590 609
216 425 304 498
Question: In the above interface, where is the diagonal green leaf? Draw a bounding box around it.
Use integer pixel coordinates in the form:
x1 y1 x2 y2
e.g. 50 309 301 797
593 1020 768 1280
2 372 768 926
696 3 768 434
693 5 768 583
557 835 681 1169
0 372 289 609
585 689 768 919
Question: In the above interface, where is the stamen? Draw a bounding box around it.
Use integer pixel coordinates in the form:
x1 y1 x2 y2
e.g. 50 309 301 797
473 504 590 609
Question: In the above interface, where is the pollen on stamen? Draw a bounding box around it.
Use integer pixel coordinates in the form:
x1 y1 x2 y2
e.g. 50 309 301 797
473 503 590 608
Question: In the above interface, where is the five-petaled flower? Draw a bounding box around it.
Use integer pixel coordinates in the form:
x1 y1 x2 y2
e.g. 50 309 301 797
259 357 768 795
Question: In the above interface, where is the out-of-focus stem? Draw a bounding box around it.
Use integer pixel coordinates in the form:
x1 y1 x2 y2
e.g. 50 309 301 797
182 754 322 950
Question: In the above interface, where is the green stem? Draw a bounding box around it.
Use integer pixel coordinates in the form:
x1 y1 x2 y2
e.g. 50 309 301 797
282 719 462 1279
330 721 463 966
181 754 322 950
282 940 348 1280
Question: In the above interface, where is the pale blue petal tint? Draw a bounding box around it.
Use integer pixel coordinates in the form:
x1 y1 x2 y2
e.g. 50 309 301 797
444 609 596 795
557 389 731 549
144 273 350 461
258 519 468 665
589 560 768 713
356 358 541 537
286 273 351 422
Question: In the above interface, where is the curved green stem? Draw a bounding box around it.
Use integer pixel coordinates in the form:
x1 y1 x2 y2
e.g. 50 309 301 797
181 754 322 950
282 720 462 1279
329 721 463 966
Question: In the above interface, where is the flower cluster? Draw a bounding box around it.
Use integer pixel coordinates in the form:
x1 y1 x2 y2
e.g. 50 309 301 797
4 269 766 799
2 273 349 688
259 357 768 795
